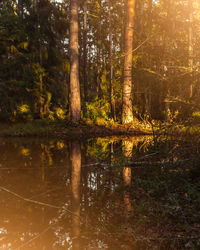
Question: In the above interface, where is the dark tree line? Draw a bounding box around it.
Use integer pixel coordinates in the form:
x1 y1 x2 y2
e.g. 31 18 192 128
0 0 200 124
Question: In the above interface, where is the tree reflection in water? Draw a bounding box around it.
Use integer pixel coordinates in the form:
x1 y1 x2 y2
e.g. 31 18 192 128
70 141 81 249
122 140 134 216
0 136 191 249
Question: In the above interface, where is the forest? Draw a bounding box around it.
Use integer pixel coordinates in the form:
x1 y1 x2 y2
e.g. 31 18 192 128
0 1 200 250
1 0 200 128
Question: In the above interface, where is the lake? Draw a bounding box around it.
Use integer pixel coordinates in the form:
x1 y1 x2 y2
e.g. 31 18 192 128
0 136 199 249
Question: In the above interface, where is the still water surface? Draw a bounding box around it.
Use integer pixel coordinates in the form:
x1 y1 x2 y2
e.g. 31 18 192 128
0 136 190 249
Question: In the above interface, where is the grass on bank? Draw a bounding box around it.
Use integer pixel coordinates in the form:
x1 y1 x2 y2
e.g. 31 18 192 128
0 117 153 137
0 120 63 137
1 116 200 138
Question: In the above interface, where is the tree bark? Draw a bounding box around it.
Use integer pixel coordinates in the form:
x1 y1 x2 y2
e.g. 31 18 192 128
145 0 153 116
109 1 116 120
147 0 152 33
83 1 88 103
163 0 173 121
122 0 136 124
96 0 102 99
69 0 81 123
188 0 193 99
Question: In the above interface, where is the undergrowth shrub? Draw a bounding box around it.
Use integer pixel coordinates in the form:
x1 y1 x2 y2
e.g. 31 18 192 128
85 99 111 124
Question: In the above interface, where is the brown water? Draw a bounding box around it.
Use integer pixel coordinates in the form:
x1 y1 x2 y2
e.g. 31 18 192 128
0 136 191 250
0 136 153 250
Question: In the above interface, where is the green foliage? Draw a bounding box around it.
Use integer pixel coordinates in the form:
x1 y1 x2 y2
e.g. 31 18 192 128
192 111 200 123
0 0 69 121
85 99 111 124
86 138 110 161
192 111 200 118
55 107 66 120
16 104 33 121
1 0 200 124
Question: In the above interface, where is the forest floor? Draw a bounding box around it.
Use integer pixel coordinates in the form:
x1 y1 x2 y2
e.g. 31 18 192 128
1 119 200 139
0 119 153 138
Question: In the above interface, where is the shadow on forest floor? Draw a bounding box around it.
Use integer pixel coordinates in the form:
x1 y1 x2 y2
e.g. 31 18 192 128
0 119 153 138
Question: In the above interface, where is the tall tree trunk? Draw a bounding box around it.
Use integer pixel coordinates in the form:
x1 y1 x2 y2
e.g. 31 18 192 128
69 0 81 123
38 1 44 118
33 0 44 118
163 0 174 121
120 1 125 57
188 0 193 99
96 0 102 98
147 0 152 33
83 1 88 103
109 1 115 120
122 0 136 124
144 0 153 116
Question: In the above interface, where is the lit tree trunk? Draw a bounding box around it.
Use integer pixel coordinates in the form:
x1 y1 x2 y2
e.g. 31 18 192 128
33 0 44 118
120 1 125 56
147 0 152 33
109 1 115 120
122 0 136 124
83 1 88 103
145 0 153 115
164 0 173 121
38 2 44 118
188 0 193 99
69 0 81 123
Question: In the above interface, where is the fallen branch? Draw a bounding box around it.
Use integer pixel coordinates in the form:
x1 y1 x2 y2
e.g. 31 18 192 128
0 186 79 217
83 159 190 168
14 224 52 250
